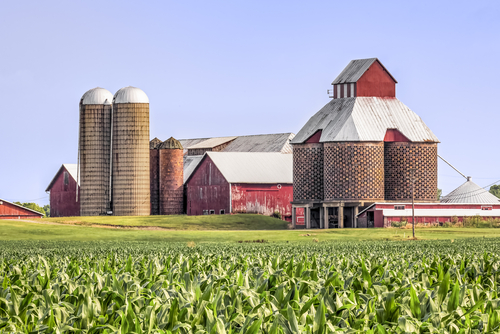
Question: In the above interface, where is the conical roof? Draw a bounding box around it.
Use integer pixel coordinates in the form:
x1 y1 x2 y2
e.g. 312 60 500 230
150 137 162 149
159 137 183 150
441 179 500 204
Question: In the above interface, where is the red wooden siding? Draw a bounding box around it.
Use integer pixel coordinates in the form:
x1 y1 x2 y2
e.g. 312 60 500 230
0 201 43 219
231 183 293 221
305 130 322 144
186 156 230 215
49 168 80 217
384 129 410 142
357 61 396 97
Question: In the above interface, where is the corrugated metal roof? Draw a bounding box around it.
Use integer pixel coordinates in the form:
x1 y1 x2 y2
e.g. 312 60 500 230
223 133 295 153
187 136 237 149
113 86 149 104
183 155 203 183
332 58 397 84
179 133 295 154
291 97 438 143
0 198 45 216
81 87 113 105
198 152 293 184
45 164 79 192
441 180 500 204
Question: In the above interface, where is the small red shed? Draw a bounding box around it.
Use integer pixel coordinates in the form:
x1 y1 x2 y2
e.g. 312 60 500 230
186 152 293 220
0 198 44 219
45 164 80 217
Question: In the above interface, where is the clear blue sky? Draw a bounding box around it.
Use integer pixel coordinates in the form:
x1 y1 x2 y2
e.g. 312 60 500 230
1 0 499 206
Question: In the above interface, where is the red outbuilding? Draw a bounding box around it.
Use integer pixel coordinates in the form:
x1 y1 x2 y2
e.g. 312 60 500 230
45 164 80 217
0 198 44 219
357 178 500 227
185 152 293 221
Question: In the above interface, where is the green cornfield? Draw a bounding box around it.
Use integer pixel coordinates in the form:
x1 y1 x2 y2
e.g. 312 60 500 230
1 239 500 333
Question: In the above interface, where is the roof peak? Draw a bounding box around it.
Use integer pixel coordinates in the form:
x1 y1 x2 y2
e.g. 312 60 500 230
332 58 397 85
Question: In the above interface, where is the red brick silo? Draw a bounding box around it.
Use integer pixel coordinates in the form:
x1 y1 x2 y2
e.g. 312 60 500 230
149 137 162 215
323 142 385 201
384 142 438 201
159 137 184 215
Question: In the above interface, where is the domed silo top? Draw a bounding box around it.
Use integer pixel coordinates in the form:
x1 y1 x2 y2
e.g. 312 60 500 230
80 87 113 105
159 137 183 150
150 137 162 149
113 86 149 104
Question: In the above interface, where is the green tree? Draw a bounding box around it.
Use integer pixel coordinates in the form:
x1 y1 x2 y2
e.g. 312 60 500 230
43 205 50 217
14 202 46 217
437 188 442 200
490 185 500 199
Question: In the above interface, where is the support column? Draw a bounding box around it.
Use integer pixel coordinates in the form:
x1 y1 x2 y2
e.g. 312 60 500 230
292 206 296 229
306 207 311 229
353 206 359 228
338 206 344 228
323 206 329 229
319 207 324 229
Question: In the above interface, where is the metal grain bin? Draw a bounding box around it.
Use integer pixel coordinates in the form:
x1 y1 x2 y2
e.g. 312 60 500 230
78 87 113 216
111 86 150 216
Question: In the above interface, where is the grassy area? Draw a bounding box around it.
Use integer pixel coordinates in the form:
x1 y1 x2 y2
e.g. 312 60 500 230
1 219 500 242
43 214 288 230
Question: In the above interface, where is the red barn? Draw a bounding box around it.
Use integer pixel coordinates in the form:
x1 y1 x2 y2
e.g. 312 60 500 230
357 178 500 227
186 152 293 220
45 164 80 217
0 198 44 219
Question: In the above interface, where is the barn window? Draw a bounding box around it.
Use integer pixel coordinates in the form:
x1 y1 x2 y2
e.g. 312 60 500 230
203 210 208 215
394 205 405 210
220 209 225 214
210 210 215 215
482 206 492 211
200 188 203 199
64 172 69 185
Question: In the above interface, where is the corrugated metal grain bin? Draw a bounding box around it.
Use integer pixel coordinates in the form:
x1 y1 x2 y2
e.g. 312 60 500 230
78 87 113 216
111 86 150 216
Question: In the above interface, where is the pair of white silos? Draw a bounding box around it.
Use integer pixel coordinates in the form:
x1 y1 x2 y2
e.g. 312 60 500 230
78 87 150 216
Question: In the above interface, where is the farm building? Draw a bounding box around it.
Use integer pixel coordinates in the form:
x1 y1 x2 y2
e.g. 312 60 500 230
357 178 500 227
0 198 44 219
185 152 293 220
150 133 295 215
180 133 294 181
291 58 439 229
45 164 80 217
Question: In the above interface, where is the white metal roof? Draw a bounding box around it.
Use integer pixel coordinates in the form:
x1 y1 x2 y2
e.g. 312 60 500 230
187 136 237 149
223 133 295 154
383 208 500 217
179 133 295 155
45 164 79 192
81 87 113 105
193 152 293 184
441 179 500 204
183 155 203 183
113 86 149 104
332 58 397 84
291 97 439 143
0 198 45 216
